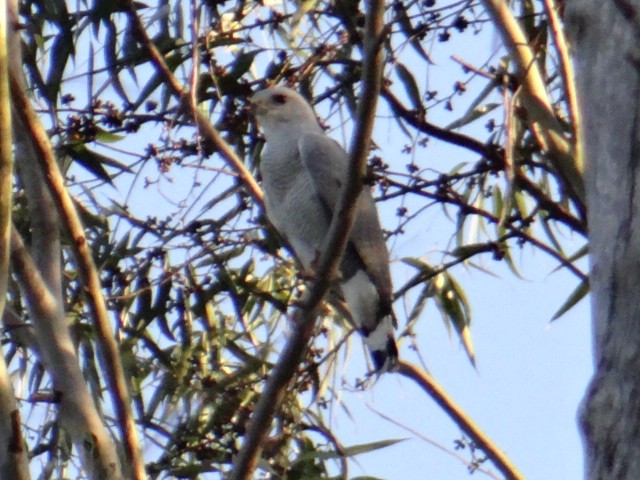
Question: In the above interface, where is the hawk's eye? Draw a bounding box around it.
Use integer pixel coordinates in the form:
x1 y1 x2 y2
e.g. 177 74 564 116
272 94 287 105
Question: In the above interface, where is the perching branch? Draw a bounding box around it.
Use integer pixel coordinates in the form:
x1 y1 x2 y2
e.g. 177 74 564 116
9 74 147 480
397 360 525 480
227 2 386 479
123 0 263 206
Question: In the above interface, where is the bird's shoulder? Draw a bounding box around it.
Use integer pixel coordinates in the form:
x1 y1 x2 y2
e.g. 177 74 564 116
297 132 349 178
298 132 348 159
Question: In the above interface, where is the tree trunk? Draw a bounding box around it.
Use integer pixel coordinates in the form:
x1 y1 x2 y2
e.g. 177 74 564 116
567 1 640 478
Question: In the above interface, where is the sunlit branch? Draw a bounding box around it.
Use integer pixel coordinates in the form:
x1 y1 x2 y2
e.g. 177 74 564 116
542 0 584 204
10 227 120 479
397 360 525 480
481 0 585 214
9 73 147 480
0 3 27 477
542 0 581 142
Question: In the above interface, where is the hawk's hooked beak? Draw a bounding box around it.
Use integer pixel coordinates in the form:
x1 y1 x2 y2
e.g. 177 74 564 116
249 99 266 118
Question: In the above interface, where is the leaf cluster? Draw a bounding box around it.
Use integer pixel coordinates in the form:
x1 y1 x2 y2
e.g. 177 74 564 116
1 0 585 478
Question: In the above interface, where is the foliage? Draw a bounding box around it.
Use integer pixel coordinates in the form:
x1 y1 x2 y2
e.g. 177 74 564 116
0 0 584 478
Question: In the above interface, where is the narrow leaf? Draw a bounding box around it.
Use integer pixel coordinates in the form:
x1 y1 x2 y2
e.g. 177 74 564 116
62 144 113 184
551 279 589 321
445 102 499 130
298 438 406 462
396 3 433 63
395 63 422 111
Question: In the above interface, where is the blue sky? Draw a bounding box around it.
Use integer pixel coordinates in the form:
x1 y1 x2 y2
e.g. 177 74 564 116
51 3 593 478
332 253 592 479
300 8 593 478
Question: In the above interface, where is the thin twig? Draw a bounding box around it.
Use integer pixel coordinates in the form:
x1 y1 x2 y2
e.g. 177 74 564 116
481 0 585 213
382 87 586 235
451 55 497 80
397 360 525 480
9 72 147 480
123 0 263 206
368 402 502 480
382 85 497 160
227 2 386 478
383 176 588 283
542 0 583 179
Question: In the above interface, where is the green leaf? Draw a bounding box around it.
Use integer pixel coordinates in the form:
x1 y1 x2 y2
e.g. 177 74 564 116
433 272 475 366
133 52 184 109
550 245 588 274
230 50 260 79
401 257 436 276
538 211 565 255
406 282 432 327
94 127 125 143
298 438 406 462
395 63 422 111
461 79 498 120
62 144 114 184
445 102 499 130
396 2 433 63
451 243 495 260
47 29 74 102
551 279 589 321
104 20 130 104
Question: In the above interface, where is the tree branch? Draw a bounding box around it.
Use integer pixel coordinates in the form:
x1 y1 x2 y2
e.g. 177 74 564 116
397 360 525 480
0 359 29 480
10 227 120 479
9 74 147 480
382 87 586 235
123 0 263 206
542 0 581 141
9 0 63 303
0 3 29 477
481 0 585 213
228 1 386 478
382 85 496 160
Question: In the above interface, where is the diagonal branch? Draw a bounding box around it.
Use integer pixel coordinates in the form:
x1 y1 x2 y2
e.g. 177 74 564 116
0 3 29 477
481 0 585 214
542 0 581 141
227 1 386 478
382 87 586 235
11 227 119 479
123 0 263 206
397 360 525 480
9 73 147 480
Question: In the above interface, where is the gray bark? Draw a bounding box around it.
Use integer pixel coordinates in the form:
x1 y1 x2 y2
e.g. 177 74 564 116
567 1 640 478
4 1 122 477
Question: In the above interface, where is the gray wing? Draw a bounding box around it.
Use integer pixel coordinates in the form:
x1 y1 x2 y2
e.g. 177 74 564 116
298 133 393 304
